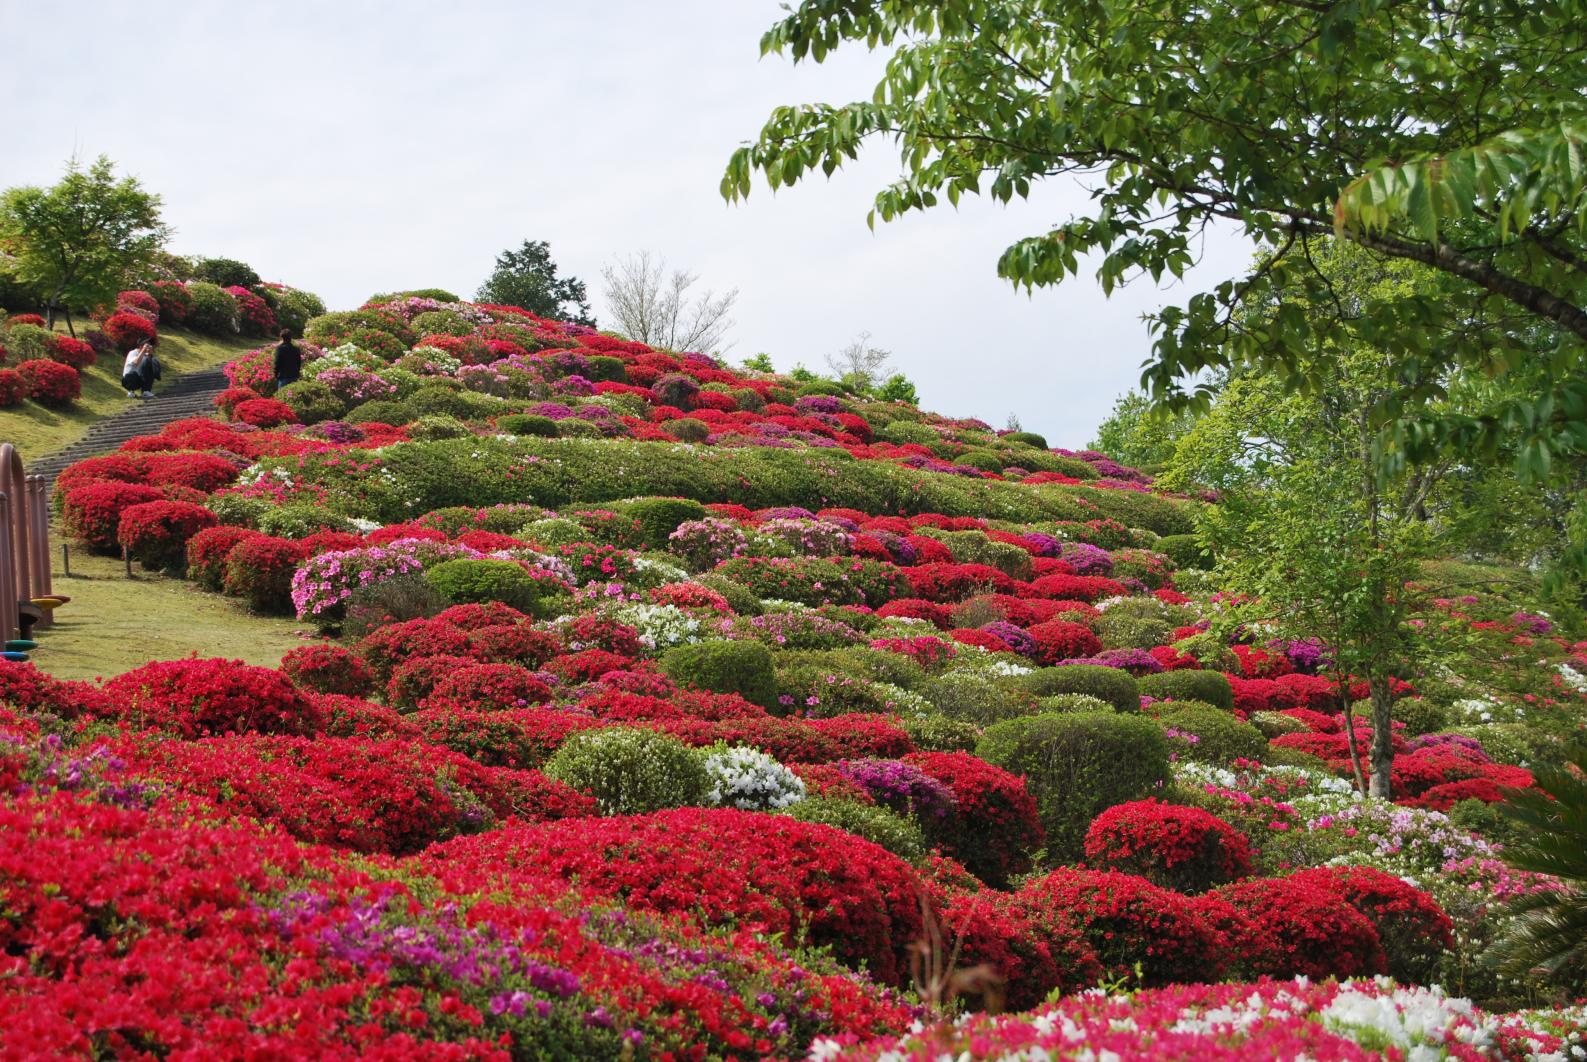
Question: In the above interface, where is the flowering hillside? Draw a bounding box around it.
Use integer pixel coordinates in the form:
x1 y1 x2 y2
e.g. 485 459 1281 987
8 292 1586 1059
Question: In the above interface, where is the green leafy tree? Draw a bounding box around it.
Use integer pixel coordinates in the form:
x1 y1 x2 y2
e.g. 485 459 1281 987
1091 391 1201 471
723 1 1587 473
875 372 919 405
476 239 593 325
742 352 775 372
0 155 169 332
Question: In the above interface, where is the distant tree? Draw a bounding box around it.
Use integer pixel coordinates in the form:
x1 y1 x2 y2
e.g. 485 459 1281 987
477 239 593 325
192 256 260 289
826 331 893 390
600 251 736 353
742 352 775 373
876 373 918 405
1091 391 1202 470
0 155 169 333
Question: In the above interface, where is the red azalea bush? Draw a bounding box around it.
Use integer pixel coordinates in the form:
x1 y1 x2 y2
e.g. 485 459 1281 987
225 286 278 335
97 657 324 738
423 807 927 985
422 663 554 711
903 751 1043 885
4 312 45 327
233 397 298 428
279 644 375 697
116 289 161 320
115 500 219 570
221 535 311 612
411 705 604 768
185 525 263 590
544 648 633 683
386 654 478 709
1210 876 1387 979
49 334 96 370
907 563 1020 602
310 692 422 739
143 451 242 492
1083 799 1253 893
151 279 194 322
215 385 260 418
102 311 158 351
1012 867 1226 986
15 359 79 406
0 661 110 719
1028 618 1104 664
355 617 474 683
0 368 27 406
62 481 166 550
1030 572 1128 602
1287 865 1455 982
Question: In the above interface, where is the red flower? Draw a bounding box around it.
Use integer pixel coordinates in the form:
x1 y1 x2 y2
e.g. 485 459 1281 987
1083 799 1253 893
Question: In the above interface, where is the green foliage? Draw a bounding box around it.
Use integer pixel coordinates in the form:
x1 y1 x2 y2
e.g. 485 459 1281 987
423 559 557 617
370 288 460 304
725 3 1587 475
185 281 241 335
410 414 473 441
660 639 778 709
619 496 709 549
1035 693 1113 714
1152 701 1267 763
1016 665 1140 713
476 238 593 325
346 399 412 425
265 287 324 335
277 380 345 424
1091 391 1199 471
924 671 1031 724
0 323 53 361
1490 744 1587 992
191 256 259 289
544 728 709 815
256 505 355 539
0 155 169 327
977 711 1170 862
1155 534 1211 571
1004 431 1048 450
694 573 764 616
742 352 775 372
497 413 560 437
875 373 918 404
1137 670 1234 710
898 713 981 753
784 797 926 861
1093 612 1171 650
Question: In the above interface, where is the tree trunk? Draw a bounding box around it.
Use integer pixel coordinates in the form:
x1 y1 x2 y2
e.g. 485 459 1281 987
1337 687 1368 796
1367 672 1396 799
62 308 75 338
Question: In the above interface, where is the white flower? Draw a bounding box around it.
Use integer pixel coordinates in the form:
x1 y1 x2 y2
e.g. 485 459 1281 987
703 745 806 810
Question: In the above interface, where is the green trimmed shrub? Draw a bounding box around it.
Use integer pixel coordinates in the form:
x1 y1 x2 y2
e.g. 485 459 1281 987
671 418 710 443
784 797 926 861
192 256 260 288
410 414 473 441
185 281 240 335
206 493 270 528
1156 534 1212 570
410 310 473 337
423 558 558 617
409 385 506 420
1137 670 1234 710
1017 666 1140 713
620 497 709 549
878 421 937 445
954 450 1006 473
343 574 449 639
1170 632 1239 671
1262 745 1330 771
660 639 777 709
277 380 346 424
585 355 628 383
256 506 356 539
1035 694 1114 714
0 323 52 361
544 728 709 815
695 573 764 615
345 399 412 425
1094 613 1172 650
1392 697 1448 736
1004 431 1048 450
977 711 1171 862
498 413 560 437
898 714 981 753
1151 701 1266 763
1250 711 1310 738
369 288 460 303
925 672 1035 725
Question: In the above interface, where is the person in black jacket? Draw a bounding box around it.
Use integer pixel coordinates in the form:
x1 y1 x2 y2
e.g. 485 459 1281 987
273 329 302 389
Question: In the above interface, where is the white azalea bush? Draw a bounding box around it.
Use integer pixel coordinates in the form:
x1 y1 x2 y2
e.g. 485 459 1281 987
700 744 806 811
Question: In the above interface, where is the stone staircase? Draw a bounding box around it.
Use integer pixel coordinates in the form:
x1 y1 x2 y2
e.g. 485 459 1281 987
27 367 230 493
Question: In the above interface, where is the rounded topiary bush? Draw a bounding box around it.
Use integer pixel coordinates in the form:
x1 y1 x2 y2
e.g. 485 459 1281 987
1287 865 1454 984
784 796 925 861
1155 533 1212 570
1209 876 1388 980
280 644 375 697
1013 867 1225 986
1083 798 1253 893
660 639 777 709
620 496 710 548
701 743 807 810
1138 669 1235 709
543 726 710 815
1152 701 1268 764
98 657 323 738
905 750 1043 886
1017 664 1140 713
277 379 346 424
17 359 80 406
976 710 1170 861
423 808 927 986
116 500 218 571
423 558 557 616
497 413 560 437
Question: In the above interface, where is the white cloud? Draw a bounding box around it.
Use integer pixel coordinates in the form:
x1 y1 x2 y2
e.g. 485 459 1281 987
2 0 1250 443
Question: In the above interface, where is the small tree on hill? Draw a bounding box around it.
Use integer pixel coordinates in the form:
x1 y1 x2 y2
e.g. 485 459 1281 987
601 251 737 353
826 331 892 390
476 239 594 325
0 155 169 333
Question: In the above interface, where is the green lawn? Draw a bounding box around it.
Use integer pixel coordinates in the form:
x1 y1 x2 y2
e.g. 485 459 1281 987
28 544 316 683
0 324 256 462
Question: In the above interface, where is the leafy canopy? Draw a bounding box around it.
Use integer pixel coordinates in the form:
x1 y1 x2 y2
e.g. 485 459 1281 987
723 0 1587 474
0 154 168 325
476 239 594 326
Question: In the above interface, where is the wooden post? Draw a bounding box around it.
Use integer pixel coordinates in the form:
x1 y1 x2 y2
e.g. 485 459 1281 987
61 543 70 579
123 543 133 578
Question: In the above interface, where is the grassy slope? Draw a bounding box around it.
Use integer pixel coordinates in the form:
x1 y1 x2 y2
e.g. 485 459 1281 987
30 545 311 683
0 324 256 461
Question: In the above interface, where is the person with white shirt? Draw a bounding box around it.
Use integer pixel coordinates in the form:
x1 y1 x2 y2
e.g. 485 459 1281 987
121 342 153 398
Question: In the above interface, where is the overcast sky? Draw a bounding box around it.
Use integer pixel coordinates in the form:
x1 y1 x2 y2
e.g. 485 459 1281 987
4 0 1249 444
